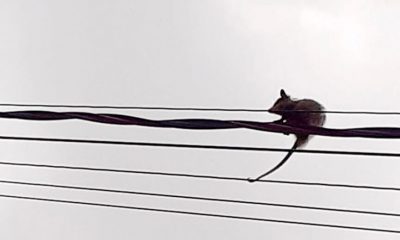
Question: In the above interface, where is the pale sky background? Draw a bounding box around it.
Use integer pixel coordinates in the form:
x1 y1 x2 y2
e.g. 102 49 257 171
1 0 400 239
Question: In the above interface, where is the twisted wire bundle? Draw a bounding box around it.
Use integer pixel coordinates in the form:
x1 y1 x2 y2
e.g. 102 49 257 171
0 110 399 138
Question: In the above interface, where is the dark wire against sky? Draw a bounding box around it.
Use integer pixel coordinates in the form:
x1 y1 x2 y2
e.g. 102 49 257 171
0 103 400 115
1 110 400 138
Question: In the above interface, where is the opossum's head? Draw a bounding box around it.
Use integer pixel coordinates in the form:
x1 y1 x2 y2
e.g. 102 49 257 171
268 89 295 115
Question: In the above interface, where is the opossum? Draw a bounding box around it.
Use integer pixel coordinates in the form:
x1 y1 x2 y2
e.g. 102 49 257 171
248 89 326 182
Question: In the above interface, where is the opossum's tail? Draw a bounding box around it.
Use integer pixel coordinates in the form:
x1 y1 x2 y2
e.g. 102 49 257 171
248 135 307 183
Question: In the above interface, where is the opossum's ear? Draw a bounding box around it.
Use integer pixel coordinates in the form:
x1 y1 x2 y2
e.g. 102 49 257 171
280 89 288 98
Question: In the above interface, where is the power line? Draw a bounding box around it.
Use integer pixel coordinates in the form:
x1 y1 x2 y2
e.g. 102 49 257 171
1 161 399 192
1 103 267 112
1 179 398 218
0 103 399 115
0 194 398 234
0 135 399 158
1 111 400 138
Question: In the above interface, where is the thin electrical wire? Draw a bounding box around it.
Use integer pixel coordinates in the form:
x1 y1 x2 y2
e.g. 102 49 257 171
0 194 398 234
1 179 399 218
1 161 399 192
0 103 399 115
0 135 399 158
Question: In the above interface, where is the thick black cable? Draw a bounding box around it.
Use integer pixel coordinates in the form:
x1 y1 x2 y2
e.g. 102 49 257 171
0 194 398 234
0 179 398 218
1 110 400 138
0 135 399 158
1 161 399 192
0 103 399 115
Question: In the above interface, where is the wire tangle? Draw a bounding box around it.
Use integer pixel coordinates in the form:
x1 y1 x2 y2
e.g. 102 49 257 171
1 110 400 138
1 105 399 235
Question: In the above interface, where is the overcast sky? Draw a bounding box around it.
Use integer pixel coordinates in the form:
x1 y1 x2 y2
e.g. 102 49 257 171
1 0 400 239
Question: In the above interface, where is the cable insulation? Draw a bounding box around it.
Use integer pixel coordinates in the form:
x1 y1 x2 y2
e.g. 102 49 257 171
1 110 400 138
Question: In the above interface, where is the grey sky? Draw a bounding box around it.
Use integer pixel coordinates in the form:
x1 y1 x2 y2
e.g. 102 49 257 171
1 0 400 239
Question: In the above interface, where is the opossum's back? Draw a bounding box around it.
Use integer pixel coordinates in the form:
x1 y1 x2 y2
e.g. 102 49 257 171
292 99 325 126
